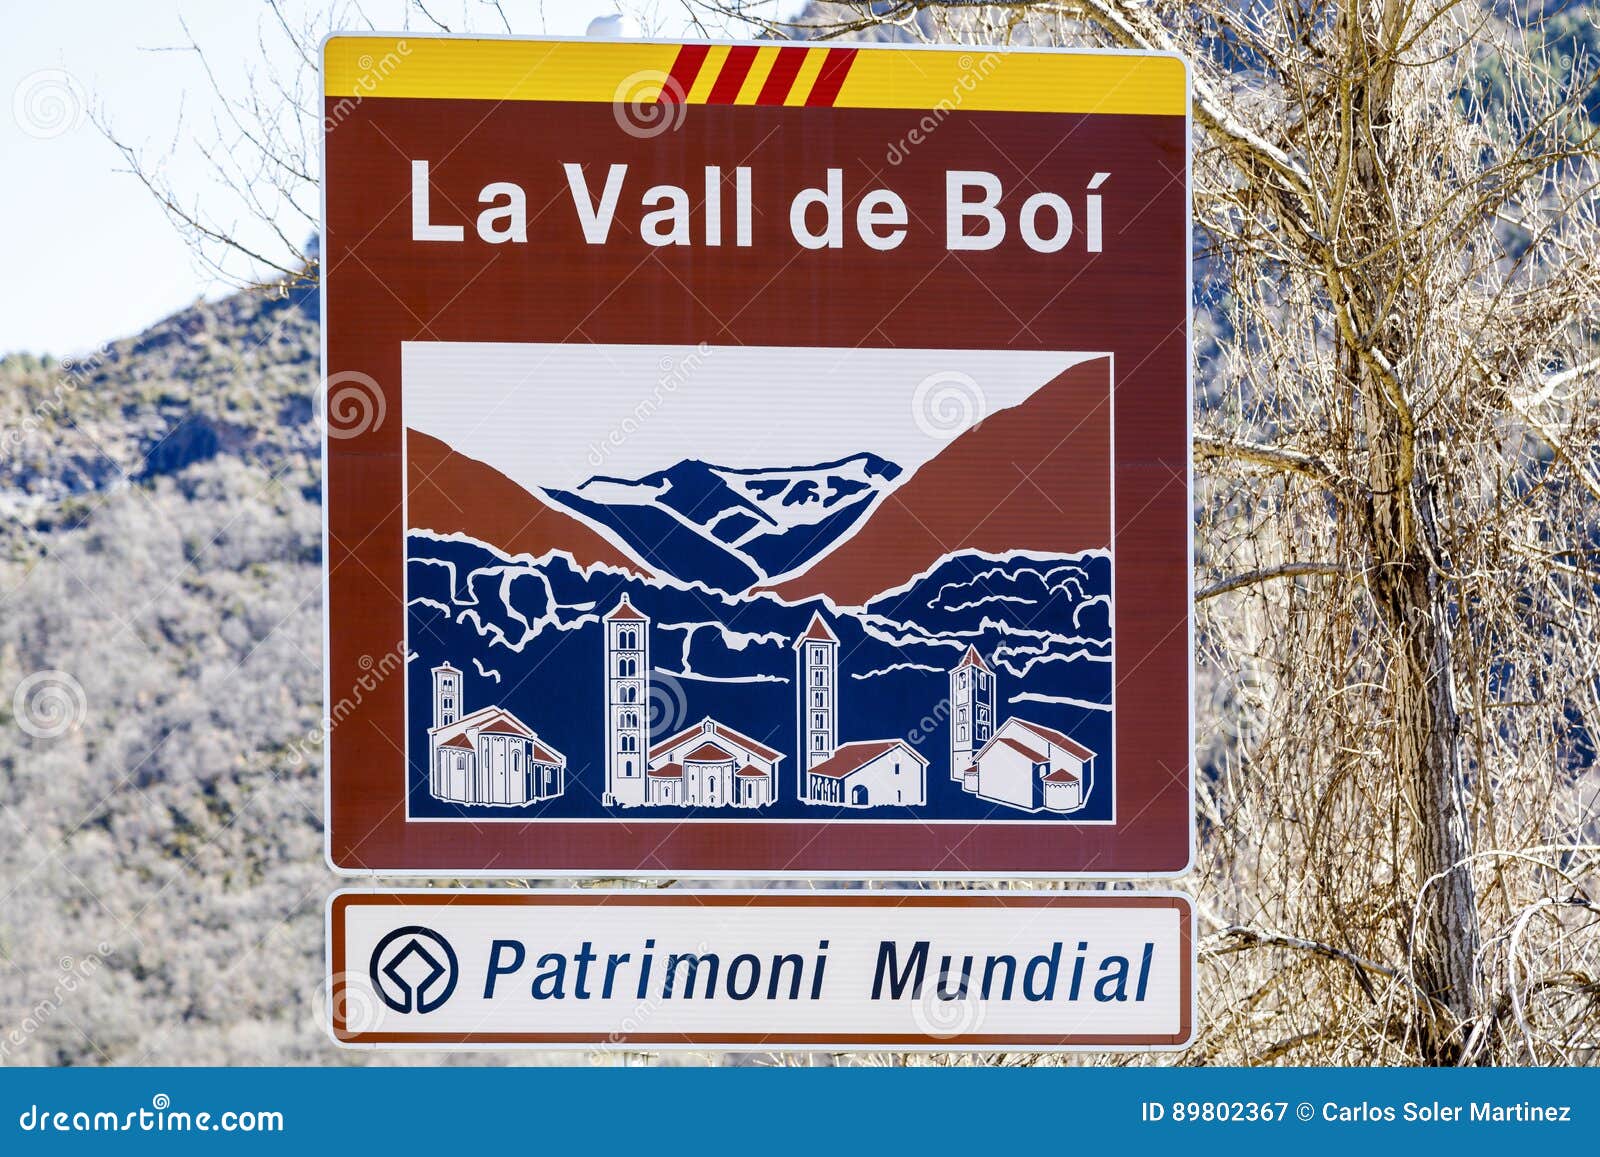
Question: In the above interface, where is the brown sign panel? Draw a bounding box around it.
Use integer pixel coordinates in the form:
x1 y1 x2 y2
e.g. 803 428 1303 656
321 36 1191 876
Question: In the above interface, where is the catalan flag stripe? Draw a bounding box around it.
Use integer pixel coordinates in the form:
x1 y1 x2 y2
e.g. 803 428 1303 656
733 46 779 104
685 45 730 104
783 48 828 108
805 47 858 107
706 44 759 104
755 46 808 105
661 43 709 104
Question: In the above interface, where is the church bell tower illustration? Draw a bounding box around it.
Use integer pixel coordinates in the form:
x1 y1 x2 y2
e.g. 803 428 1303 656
949 645 995 780
794 612 839 771
603 595 650 807
432 662 461 730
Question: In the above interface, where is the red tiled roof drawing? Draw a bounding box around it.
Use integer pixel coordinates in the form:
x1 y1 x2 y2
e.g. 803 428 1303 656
976 720 1095 765
954 644 989 672
605 595 646 621
1012 719 1095 761
479 713 533 737
804 739 913 779
650 718 782 762
427 704 502 734
796 612 839 645
997 736 1046 762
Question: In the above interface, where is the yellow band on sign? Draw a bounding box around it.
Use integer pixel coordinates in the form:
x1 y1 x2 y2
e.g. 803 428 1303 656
837 45 1185 116
322 37 1187 117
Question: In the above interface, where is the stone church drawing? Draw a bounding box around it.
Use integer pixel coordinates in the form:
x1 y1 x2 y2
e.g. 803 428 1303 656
795 613 839 773
948 648 1096 814
644 718 781 808
426 662 567 806
427 593 1099 817
600 595 651 808
792 610 929 810
965 718 1095 813
801 738 927 808
600 594 782 809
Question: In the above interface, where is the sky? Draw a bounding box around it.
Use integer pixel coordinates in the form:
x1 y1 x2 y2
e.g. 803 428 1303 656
1 1 803 357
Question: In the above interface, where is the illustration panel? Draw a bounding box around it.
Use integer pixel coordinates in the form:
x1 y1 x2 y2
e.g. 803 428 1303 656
402 343 1114 823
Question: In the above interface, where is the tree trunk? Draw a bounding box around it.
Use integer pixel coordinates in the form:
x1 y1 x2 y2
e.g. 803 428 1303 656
1360 418 1481 1046
1343 1 1481 1054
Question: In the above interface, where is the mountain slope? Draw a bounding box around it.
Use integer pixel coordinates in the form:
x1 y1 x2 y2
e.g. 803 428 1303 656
767 357 1113 606
407 429 633 571
0 285 335 1065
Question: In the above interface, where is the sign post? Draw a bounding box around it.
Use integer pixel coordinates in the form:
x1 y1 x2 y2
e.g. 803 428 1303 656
321 35 1191 878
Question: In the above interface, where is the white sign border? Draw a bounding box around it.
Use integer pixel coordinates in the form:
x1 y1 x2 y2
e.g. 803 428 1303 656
325 886 1196 1052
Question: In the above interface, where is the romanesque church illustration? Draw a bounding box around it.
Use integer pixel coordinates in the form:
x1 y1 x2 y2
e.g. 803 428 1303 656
949 646 1096 814
948 645 997 779
426 662 568 806
796 613 839 773
589 593 1096 815
597 599 930 811
793 612 927 808
600 595 652 807
600 595 781 809
644 718 782 807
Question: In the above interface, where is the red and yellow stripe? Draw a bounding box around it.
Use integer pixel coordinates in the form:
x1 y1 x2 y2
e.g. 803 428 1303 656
657 43 858 107
323 37 1185 116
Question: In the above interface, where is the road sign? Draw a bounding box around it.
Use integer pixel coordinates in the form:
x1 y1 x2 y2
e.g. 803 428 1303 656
328 890 1193 1049
321 36 1192 876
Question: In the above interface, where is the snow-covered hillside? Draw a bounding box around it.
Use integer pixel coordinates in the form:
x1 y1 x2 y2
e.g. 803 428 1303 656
544 452 902 591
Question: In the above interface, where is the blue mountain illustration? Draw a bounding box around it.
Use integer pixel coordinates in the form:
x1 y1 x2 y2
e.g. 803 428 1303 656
543 452 901 592
405 532 1113 823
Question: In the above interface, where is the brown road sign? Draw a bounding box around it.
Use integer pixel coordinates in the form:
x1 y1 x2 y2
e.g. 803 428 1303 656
320 36 1192 877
